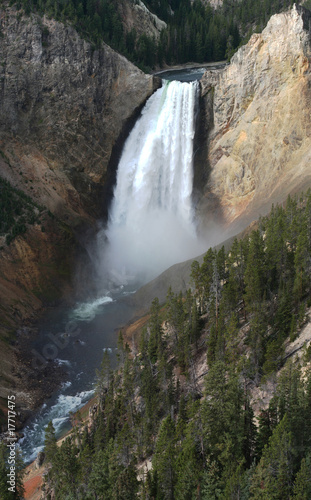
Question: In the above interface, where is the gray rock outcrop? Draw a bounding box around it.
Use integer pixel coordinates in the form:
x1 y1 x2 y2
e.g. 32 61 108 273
0 5 159 221
119 0 167 40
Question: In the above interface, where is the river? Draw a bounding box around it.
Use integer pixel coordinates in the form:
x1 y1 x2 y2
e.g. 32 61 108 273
21 289 135 463
20 65 211 464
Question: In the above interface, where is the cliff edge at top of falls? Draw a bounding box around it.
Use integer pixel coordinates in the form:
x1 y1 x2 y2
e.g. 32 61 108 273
198 4 311 233
0 4 159 417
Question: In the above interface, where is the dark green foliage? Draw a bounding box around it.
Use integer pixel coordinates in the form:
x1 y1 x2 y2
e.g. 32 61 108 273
147 0 298 66
0 441 24 499
255 404 277 460
271 361 309 466
86 448 111 498
202 362 245 471
174 417 202 499
244 230 266 310
250 415 295 499
0 175 44 246
193 192 311 382
152 415 176 499
42 192 311 498
147 297 164 363
44 421 57 464
292 453 311 499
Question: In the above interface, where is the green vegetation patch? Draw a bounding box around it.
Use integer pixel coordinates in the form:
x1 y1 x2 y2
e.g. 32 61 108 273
0 175 43 245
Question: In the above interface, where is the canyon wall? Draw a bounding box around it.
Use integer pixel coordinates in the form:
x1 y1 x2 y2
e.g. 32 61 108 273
0 4 159 415
137 5 311 316
198 4 311 234
0 5 158 221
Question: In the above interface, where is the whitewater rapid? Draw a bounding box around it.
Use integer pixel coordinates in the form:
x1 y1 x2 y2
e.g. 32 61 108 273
100 79 206 284
21 387 94 463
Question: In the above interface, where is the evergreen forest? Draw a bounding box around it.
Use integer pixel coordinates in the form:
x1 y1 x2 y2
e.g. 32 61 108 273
3 0 299 71
2 191 309 499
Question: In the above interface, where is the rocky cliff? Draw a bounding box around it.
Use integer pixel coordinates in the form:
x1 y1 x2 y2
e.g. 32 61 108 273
119 0 167 41
198 4 311 234
0 5 158 221
0 4 158 417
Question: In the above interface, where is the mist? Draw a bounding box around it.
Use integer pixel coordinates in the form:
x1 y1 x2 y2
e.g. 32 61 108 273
97 209 210 289
94 79 210 292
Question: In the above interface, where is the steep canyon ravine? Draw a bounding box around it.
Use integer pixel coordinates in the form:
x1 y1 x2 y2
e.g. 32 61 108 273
21 74 208 463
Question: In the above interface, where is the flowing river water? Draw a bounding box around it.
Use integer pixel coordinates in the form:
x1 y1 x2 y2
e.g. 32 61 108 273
21 67 208 464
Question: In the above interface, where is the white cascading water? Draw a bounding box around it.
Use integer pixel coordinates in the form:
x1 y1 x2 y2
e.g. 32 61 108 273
99 79 206 286
23 80 207 464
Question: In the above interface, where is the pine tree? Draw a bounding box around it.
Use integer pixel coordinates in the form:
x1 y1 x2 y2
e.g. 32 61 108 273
255 403 278 460
250 415 294 499
96 348 111 409
292 454 311 499
56 437 79 496
44 420 57 464
152 415 176 500
174 418 202 499
87 447 111 498
244 230 266 312
147 297 163 363
203 362 244 471
246 306 267 384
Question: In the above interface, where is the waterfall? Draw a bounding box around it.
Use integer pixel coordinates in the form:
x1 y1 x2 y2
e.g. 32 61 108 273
99 79 205 286
21 78 209 465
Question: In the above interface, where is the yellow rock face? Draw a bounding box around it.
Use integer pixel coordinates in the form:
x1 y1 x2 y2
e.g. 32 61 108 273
199 5 311 233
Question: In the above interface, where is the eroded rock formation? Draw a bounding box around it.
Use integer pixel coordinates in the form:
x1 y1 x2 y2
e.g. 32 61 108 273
0 5 158 220
199 4 311 233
